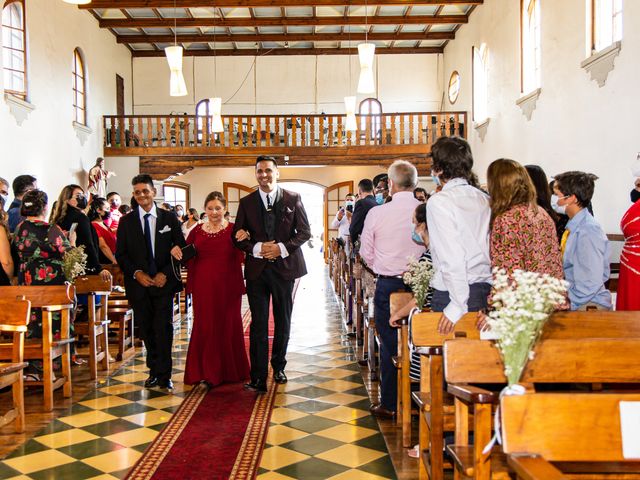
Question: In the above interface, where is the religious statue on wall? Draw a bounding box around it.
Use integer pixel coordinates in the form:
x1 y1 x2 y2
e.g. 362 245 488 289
88 157 115 198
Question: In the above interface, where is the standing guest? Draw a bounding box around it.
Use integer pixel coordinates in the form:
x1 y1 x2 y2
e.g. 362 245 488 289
413 187 428 203
88 157 114 199
160 202 173 212
349 178 377 246
233 156 311 394
0 184 13 285
427 136 492 334
331 193 355 246
224 211 230 222
181 208 200 239
177 192 249 387
8 174 37 233
88 197 117 264
105 192 123 233
616 179 640 310
360 160 425 418
50 185 104 275
175 205 186 222
116 174 185 390
552 171 611 310
374 177 389 205
118 204 132 216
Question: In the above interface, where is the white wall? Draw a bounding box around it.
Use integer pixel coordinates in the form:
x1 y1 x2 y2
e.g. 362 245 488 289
133 54 443 115
442 0 640 232
0 1 131 201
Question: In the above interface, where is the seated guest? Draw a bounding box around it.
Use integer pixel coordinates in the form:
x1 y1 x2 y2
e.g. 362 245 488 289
105 192 123 233
413 187 428 203
331 193 355 247
427 136 492 334
549 179 570 242
0 182 13 285
349 178 377 246
88 197 117 264
360 160 425 418
552 171 611 310
182 208 200 239
8 174 37 233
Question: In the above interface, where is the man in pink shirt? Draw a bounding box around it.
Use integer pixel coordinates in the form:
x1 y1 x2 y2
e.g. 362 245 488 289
360 160 425 417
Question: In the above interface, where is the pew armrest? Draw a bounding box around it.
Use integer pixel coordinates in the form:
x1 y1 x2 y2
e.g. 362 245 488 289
448 384 497 404
414 346 442 355
507 455 565 480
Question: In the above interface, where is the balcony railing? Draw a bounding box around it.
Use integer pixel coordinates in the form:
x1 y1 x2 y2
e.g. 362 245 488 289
103 112 466 151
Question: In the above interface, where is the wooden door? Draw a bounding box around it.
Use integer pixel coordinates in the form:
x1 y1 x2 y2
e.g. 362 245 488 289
223 182 255 223
116 74 124 117
324 181 354 260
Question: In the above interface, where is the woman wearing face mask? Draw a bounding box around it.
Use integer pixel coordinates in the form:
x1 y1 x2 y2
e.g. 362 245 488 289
50 184 110 280
616 178 640 311
88 197 117 264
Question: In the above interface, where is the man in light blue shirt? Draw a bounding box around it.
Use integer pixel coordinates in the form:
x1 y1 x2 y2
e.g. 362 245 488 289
552 171 611 310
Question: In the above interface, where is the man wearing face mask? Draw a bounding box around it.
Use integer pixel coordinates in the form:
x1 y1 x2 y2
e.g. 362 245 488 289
374 177 390 205
360 160 425 418
552 171 611 311
106 192 123 233
331 193 355 252
617 178 640 311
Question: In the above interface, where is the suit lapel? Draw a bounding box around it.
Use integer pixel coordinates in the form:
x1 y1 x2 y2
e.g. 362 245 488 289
154 208 165 254
275 188 285 225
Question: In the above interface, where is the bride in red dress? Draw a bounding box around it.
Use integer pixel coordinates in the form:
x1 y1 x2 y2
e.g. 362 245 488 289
183 191 250 386
616 182 640 311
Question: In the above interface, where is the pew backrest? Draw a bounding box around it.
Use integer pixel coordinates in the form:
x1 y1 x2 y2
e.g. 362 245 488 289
410 312 481 352
540 311 640 339
0 286 74 311
74 275 112 295
0 298 31 332
390 292 414 317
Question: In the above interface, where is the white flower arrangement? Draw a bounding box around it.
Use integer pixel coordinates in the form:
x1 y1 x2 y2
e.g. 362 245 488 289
63 245 88 282
487 268 568 387
402 256 434 310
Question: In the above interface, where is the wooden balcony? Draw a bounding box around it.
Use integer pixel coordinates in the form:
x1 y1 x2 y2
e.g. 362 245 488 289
102 111 467 178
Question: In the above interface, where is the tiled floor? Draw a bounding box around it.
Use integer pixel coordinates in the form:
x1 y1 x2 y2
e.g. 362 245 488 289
0 249 396 480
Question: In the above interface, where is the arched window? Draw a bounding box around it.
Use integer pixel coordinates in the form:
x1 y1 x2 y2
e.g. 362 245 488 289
163 181 190 211
592 0 622 52
472 44 489 123
358 98 382 138
195 98 210 143
73 48 86 125
2 0 27 99
521 0 541 93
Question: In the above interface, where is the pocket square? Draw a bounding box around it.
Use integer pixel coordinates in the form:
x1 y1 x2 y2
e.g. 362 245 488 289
159 225 171 234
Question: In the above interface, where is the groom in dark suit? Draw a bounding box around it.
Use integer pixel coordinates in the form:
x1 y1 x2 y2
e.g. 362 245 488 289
233 156 311 393
116 174 185 390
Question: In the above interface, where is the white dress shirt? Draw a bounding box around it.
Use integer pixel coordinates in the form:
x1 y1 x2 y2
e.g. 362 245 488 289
426 178 492 323
138 203 157 257
359 191 425 276
331 211 351 240
252 187 290 259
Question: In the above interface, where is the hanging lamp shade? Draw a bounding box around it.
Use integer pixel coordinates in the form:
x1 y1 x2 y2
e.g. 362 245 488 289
357 43 376 94
344 96 357 132
165 46 188 97
209 97 224 133
63 0 91 4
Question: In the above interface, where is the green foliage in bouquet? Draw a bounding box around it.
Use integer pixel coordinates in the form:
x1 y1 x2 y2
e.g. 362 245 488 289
63 245 88 282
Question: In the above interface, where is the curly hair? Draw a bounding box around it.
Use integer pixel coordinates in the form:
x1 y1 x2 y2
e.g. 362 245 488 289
487 159 537 226
431 136 479 187
20 189 48 217
49 184 83 226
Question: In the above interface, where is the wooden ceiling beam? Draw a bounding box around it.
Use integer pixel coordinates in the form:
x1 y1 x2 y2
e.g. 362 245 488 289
100 14 468 28
130 46 443 56
83 1 481 8
117 31 454 43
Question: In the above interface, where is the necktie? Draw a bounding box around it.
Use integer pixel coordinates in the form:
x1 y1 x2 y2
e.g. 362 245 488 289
144 213 157 275
266 194 272 212
560 229 570 259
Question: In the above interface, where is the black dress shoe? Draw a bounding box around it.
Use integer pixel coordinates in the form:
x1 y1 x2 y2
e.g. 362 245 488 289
244 379 267 393
273 370 288 384
159 379 174 390
144 376 158 388
369 404 396 418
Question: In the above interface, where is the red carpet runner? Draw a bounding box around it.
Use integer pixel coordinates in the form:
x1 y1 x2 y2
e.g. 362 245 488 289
126 302 282 480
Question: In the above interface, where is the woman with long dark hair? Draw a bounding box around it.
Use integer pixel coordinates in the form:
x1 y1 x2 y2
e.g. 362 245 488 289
87 196 117 264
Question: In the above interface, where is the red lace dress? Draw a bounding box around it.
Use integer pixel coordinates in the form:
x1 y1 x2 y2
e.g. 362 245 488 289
183 223 250 386
616 200 640 310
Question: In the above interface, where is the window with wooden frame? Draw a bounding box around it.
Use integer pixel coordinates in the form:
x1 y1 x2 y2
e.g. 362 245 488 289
195 98 210 143
358 98 382 138
472 45 489 123
521 0 541 94
2 0 27 99
73 48 86 125
592 0 622 52
163 182 189 211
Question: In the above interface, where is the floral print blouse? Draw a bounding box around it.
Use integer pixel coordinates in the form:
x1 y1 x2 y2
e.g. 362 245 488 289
12 219 70 286
490 204 564 280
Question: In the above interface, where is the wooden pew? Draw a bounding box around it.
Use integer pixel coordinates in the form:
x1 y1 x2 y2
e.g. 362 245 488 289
108 291 136 361
0 286 75 411
74 275 112 379
502 392 640 479
444 334 640 480
0 298 31 432
409 311 481 480
351 255 365 348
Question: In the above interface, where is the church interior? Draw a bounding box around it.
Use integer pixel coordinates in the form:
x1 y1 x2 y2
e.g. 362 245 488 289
1 0 639 479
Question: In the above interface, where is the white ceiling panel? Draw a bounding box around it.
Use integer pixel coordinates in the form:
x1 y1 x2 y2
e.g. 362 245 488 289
316 25 342 34
290 42 313 48
208 42 235 49
401 24 427 32
200 26 229 34
430 24 457 32
394 40 418 48
235 42 258 49
113 28 141 35
316 7 344 17
313 41 339 48
253 7 282 18
287 26 314 34
441 5 472 15
419 40 446 47
258 26 285 34
125 8 158 19
156 8 189 18
285 7 313 17
141 28 173 35
371 25 398 33
99 9 126 19
407 6 440 16
378 6 406 16
129 44 156 51
189 7 217 18
221 8 251 18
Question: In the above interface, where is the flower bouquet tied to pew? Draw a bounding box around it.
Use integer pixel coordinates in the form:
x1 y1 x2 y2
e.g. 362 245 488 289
63 245 88 282
403 256 434 310
487 268 568 387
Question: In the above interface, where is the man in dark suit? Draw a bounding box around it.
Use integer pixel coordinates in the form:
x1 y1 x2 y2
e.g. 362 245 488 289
233 156 311 393
116 174 185 390
349 178 378 246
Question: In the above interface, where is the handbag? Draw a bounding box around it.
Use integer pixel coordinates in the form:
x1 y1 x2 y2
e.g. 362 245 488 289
170 244 196 282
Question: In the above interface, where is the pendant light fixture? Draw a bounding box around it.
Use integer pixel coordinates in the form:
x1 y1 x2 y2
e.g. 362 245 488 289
63 0 91 4
209 1 224 133
357 0 375 94
165 0 187 97
344 5 357 132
